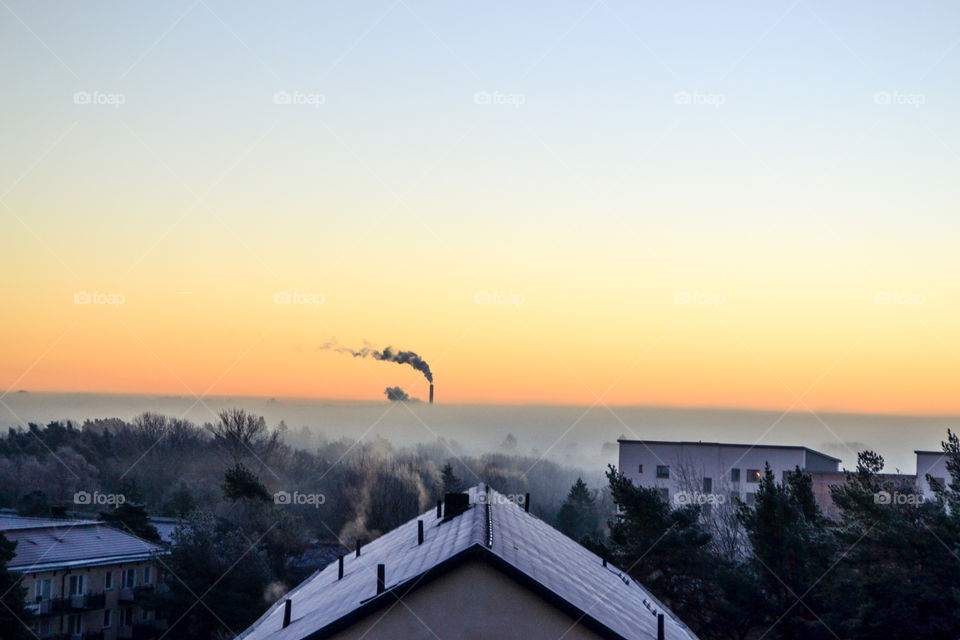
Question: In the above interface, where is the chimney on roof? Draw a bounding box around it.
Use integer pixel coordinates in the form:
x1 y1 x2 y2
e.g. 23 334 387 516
524 493 531 513
282 599 291 629
355 539 362 558
417 520 424 545
376 564 385 594
657 613 664 640
338 554 344 580
436 499 442 518
442 493 469 520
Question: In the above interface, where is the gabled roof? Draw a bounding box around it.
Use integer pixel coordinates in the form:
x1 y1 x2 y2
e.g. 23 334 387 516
237 485 699 640
0 516 165 572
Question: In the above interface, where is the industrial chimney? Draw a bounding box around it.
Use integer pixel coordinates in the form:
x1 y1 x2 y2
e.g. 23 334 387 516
429 384 434 404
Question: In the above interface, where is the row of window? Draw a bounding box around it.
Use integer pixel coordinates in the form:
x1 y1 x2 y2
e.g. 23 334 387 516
638 464 763 483
31 607 149 635
34 566 152 600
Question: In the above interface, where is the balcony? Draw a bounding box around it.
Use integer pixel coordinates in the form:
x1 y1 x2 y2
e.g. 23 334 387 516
118 587 136 604
25 598 52 616
70 592 106 610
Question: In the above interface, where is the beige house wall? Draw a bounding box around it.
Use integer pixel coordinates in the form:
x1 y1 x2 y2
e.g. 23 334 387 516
328 561 606 640
20 559 160 639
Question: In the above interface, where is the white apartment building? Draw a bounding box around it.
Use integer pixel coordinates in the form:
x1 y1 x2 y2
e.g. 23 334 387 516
618 439 841 508
916 450 949 499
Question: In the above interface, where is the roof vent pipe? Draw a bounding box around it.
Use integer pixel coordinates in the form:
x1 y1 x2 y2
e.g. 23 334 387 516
338 554 344 580
524 493 531 512
355 539 362 558
436 499 442 518
282 599 291 629
417 520 424 545
657 613 664 640
377 564 385 594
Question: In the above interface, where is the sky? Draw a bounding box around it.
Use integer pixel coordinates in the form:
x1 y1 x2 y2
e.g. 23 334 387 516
1 0 959 413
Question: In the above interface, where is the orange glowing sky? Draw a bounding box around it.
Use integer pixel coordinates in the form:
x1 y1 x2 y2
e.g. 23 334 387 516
2 1 959 414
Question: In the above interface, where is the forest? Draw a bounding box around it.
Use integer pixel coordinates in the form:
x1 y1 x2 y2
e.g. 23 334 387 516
1 412 959 640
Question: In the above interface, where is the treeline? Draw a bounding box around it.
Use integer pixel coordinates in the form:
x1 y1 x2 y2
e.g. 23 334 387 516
554 432 960 640
0 410 598 639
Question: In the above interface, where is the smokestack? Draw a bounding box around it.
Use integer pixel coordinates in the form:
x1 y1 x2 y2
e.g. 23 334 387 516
429 383 434 404
282 599 291 629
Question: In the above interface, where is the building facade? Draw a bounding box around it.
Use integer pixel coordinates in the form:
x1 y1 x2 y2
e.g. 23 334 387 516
0 515 167 640
618 439 841 510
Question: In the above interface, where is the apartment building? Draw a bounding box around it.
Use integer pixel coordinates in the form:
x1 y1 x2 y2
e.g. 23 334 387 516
618 439 841 509
0 514 167 640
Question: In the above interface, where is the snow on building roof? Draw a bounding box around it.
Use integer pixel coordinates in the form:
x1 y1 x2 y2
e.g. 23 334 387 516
1 517 165 572
617 439 843 464
237 485 700 640
0 514 100 531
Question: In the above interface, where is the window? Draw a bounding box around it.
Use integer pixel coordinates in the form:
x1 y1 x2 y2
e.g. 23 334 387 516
68 574 85 596
656 465 670 479
637 464 643 473
123 569 136 588
142 567 151 585
103 609 113 628
703 477 712 493
703 504 712 517
746 492 756 506
122 607 134 626
105 571 113 590
35 578 51 601
730 468 740 483
747 469 761 483
729 491 740 504
657 488 669 503
66 615 83 634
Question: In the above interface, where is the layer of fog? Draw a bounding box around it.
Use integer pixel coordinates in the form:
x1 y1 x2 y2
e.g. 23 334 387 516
5 392 956 474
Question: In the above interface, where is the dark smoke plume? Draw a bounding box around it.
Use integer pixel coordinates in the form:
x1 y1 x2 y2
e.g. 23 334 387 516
384 386 410 402
321 342 433 383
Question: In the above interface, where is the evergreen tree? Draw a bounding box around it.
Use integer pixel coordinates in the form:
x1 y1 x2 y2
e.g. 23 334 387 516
99 502 161 543
222 463 272 503
738 465 836 640
556 477 600 542
440 462 463 493
0 532 32 640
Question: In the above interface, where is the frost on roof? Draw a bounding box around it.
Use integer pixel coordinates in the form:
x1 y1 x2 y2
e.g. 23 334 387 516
237 485 700 640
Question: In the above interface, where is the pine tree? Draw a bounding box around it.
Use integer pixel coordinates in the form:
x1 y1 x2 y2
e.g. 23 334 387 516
556 477 599 542
0 532 32 640
440 463 463 493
